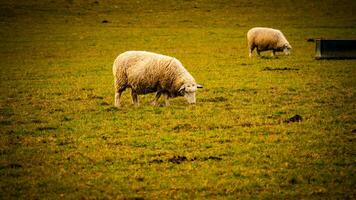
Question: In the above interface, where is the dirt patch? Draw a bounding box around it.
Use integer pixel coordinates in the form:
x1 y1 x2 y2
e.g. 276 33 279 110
289 177 298 185
62 116 72 122
81 88 94 91
202 156 222 161
54 108 64 112
263 67 299 71
206 124 233 130
180 19 193 23
135 177 144 182
285 115 303 123
0 120 12 125
129 197 144 200
52 92 62 96
37 126 57 131
0 107 14 116
201 96 228 102
100 102 110 106
90 95 103 100
150 159 164 164
168 155 188 164
152 155 223 164
240 122 253 127
1 163 23 169
172 123 194 131
31 119 45 124
105 107 119 112
218 139 232 144
68 97 82 101
240 63 250 66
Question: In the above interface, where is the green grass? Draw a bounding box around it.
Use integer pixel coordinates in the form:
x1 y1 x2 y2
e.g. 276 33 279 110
1 0 355 199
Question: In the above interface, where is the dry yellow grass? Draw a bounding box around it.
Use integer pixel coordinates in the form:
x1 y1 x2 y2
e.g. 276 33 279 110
0 0 355 199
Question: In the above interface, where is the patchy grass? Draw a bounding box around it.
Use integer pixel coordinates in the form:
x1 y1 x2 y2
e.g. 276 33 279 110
0 0 355 199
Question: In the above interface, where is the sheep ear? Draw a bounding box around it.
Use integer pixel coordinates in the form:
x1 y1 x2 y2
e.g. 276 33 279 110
197 84 203 88
178 85 185 93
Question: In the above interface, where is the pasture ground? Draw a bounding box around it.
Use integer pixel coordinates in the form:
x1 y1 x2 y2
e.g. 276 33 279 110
0 0 355 199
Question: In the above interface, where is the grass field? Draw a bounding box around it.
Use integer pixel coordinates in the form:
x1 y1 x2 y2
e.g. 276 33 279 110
1 0 355 199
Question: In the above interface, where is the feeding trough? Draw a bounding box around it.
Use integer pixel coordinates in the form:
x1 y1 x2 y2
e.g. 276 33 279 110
315 39 356 59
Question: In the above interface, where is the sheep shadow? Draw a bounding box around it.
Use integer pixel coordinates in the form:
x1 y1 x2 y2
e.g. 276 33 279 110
259 55 280 59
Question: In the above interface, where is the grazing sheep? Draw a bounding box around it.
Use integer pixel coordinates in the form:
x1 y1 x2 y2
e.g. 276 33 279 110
113 51 203 107
247 27 292 57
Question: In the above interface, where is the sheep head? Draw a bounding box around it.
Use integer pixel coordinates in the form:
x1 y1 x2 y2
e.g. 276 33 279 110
178 83 203 104
283 43 292 55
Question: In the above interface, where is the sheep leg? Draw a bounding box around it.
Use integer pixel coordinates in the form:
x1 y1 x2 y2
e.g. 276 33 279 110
115 88 125 108
256 49 261 56
131 90 138 106
151 92 162 106
164 94 170 106
249 45 255 58
271 50 276 57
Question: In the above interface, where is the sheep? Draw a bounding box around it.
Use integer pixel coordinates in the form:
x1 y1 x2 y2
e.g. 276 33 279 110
247 27 292 57
113 51 203 107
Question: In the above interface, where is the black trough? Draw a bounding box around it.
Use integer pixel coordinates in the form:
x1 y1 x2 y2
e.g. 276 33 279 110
315 39 356 59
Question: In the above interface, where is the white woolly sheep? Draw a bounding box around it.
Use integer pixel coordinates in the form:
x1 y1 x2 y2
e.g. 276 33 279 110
113 51 203 107
247 27 292 57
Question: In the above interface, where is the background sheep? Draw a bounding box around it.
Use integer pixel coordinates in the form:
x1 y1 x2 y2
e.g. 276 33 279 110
113 51 203 107
247 27 292 57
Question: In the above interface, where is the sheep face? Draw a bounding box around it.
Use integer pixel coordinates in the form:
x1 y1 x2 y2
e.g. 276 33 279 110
283 43 292 55
184 92 196 104
179 83 203 104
